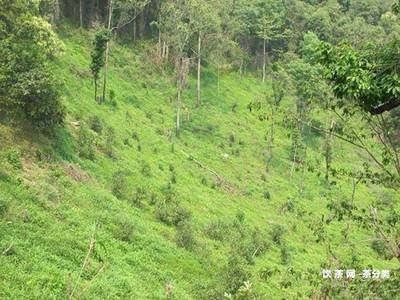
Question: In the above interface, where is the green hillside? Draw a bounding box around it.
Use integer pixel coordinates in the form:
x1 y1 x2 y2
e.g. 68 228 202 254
1 23 398 299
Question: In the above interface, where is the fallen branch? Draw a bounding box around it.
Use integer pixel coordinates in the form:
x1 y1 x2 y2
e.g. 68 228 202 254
179 150 242 195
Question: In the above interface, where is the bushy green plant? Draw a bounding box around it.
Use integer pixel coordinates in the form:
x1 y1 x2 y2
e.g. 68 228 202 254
0 7 65 131
5 149 22 170
270 224 285 245
0 196 8 217
155 186 191 226
77 126 96 160
205 219 231 241
140 160 151 177
115 220 135 243
131 187 147 208
111 170 128 199
175 221 196 250
89 115 103 134
104 126 116 158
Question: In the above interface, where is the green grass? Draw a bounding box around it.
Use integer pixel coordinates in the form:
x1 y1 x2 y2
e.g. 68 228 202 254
0 23 398 299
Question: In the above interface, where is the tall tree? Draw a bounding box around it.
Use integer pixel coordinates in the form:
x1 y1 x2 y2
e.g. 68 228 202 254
159 0 193 137
187 0 218 107
254 0 284 82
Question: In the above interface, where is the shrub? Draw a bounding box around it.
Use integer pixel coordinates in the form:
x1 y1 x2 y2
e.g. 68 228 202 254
0 14 65 131
111 170 128 199
280 243 290 265
115 220 135 243
229 133 235 143
236 210 246 223
140 160 151 177
104 126 116 158
5 149 22 170
205 219 231 241
148 192 158 206
123 138 131 146
371 239 389 258
77 126 95 160
263 191 271 201
155 200 191 226
89 115 103 134
109 89 116 102
132 131 139 141
270 225 285 245
223 254 250 296
131 187 147 208
155 187 191 226
0 196 8 217
175 221 196 250
170 172 177 184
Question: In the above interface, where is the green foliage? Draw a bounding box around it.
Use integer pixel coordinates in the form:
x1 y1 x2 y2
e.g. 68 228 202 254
111 170 128 199
89 115 103 134
175 221 196 250
131 186 147 208
90 28 111 102
104 126 116 158
0 196 8 217
77 126 95 160
155 185 191 226
315 39 400 115
270 224 285 245
0 4 65 130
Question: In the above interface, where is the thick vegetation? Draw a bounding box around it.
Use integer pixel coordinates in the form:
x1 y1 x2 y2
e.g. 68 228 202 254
1 0 400 299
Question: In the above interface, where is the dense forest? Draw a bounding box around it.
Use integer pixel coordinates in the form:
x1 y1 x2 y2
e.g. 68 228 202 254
1 0 400 299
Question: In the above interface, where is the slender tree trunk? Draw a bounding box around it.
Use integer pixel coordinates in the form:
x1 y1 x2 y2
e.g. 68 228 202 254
54 0 60 23
94 79 97 102
158 30 162 59
102 0 113 104
176 56 183 137
176 87 181 137
133 8 137 42
262 38 266 83
217 65 220 95
269 105 275 158
325 120 335 181
79 0 83 27
196 33 201 107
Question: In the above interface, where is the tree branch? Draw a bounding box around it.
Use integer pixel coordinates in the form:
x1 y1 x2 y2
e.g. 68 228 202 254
369 100 400 115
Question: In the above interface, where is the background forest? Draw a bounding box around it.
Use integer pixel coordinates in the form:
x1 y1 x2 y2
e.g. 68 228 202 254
1 0 400 299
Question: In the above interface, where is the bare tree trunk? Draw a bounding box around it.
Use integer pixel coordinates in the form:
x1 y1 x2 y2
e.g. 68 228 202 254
102 0 113 104
79 0 83 27
176 57 183 137
325 120 335 181
158 30 162 59
162 41 166 58
268 105 275 158
196 33 201 107
217 65 220 95
94 79 97 102
133 8 137 42
176 88 181 136
54 0 60 23
262 38 266 83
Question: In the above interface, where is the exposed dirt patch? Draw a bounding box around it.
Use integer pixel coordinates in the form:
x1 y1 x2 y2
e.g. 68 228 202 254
62 163 90 182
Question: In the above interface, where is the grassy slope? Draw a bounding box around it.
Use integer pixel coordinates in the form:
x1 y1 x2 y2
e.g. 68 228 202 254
0 24 398 299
